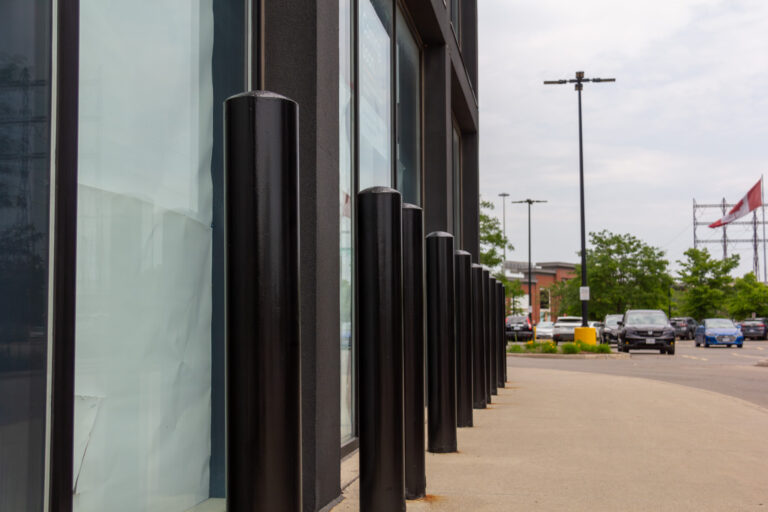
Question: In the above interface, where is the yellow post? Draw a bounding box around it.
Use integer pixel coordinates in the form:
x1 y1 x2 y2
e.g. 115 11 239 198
574 327 597 345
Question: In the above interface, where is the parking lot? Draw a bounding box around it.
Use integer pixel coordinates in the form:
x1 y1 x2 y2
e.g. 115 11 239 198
508 339 768 409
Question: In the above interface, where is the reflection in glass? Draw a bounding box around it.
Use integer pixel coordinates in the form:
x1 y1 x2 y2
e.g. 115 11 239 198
396 9 421 206
0 1 51 511
358 0 393 190
452 125 462 247
451 0 461 42
339 0 355 442
74 1 240 510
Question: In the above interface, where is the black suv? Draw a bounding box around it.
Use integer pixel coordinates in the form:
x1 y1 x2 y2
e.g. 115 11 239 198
741 318 767 340
506 315 534 341
602 314 623 344
618 309 676 355
670 317 697 340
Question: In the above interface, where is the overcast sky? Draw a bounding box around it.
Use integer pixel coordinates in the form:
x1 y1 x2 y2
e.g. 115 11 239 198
478 0 768 279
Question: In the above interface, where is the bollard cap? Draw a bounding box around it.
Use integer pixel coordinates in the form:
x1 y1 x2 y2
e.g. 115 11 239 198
359 186 400 196
402 202 422 211
426 231 453 239
471 263 483 269
455 249 472 257
225 90 297 104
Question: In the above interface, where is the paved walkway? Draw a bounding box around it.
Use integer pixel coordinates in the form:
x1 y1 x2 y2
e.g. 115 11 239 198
332 366 768 511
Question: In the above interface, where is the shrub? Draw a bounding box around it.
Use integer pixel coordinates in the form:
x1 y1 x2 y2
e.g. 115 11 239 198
577 341 598 353
524 341 541 352
596 343 612 354
560 343 579 354
541 341 557 354
508 344 523 353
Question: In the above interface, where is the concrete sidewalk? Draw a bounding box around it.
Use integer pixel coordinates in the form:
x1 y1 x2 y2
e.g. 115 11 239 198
332 367 768 511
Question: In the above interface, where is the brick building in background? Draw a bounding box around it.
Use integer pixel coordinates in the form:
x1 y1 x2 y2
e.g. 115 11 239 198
504 261 576 323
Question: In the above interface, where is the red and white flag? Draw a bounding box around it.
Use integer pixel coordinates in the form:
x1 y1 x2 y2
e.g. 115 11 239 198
709 179 763 228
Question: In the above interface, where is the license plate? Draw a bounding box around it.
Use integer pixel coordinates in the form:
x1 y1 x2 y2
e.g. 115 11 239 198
514 326 520 330
645 339 655 344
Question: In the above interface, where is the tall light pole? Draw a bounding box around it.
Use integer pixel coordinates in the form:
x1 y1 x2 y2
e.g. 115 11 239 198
511 199 546 323
498 192 509 262
544 71 615 327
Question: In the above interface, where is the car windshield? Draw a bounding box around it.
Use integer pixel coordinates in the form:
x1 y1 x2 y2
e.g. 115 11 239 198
538 321 553 328
625 311 668 326
742 320 764 325
706 319 734 329
507 316 526 323
605 316 621 327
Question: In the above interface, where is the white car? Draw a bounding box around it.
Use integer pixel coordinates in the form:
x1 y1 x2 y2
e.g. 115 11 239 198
553 316 583 344
535 321 554 339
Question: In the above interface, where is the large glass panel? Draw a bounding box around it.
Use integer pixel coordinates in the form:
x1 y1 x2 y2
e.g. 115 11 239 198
451 0 461 42
395 9 421 206
74 1 242 510
339 0 355 442
0 2 52 511
359 0 393 190
452 124 462 247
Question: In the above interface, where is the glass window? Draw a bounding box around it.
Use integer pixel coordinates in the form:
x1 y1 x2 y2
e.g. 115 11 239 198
74 1 242 510
358 0 393 190
0 1 52 510
339 0 355 443
452 124 462 247
395 8 421 206
450 0 460 42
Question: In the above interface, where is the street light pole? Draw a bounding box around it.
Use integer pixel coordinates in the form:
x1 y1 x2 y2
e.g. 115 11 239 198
498 192 509 262
511 199 546 323
544 71 615 327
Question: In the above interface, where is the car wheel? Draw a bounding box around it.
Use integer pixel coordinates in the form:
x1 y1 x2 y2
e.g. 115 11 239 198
695 338 699 347
668 348 675 355
659 348 666 355
727 344 732 348
737 344 743 348
704 340 709 348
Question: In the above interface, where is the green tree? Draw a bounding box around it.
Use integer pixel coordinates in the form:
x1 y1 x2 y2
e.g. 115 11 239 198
676 248 739 320
506 279 525 315
547 230 673 320
727 272 768 320
479 199 512 270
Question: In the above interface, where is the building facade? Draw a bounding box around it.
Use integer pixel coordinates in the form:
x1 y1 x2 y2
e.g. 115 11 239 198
0 1 479 511
505 261 576 322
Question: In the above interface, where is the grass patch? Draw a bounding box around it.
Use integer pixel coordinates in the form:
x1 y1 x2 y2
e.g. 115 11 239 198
507 344 523 353
541 341 558 354
560 343 579 354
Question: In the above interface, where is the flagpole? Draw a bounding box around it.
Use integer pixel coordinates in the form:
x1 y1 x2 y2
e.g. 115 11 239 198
762 174 766 283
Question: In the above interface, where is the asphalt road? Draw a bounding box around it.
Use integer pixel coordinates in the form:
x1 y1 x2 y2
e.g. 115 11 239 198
508 339 768 409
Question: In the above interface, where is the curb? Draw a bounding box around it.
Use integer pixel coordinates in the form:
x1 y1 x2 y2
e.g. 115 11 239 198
506 352 630 360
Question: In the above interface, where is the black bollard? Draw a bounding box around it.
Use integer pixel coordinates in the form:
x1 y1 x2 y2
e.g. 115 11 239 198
358 187 405 512
471 264 486 409
497 282 506 388
402 203 425 500
502 285 508 383
454 250 473 428
481 268 491 404
489 277 498 396
225 91 302 512
426 232 458 453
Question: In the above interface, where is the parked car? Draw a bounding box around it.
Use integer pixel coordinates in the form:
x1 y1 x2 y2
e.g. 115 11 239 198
740 318 767 340
552 316 582 344
506 315 534 341
694 319 744 348
602 314 623 344
535 321 554 340
670 317 697 340
618 309 676 355
588 321 604 342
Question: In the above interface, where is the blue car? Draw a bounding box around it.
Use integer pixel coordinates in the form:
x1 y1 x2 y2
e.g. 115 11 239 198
694 318 744 348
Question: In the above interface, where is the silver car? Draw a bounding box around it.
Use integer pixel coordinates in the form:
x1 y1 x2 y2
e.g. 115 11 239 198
535 321 554 340
553 316 582 344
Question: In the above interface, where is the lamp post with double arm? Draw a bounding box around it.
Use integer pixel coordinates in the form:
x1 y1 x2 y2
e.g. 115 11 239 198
544 71 615 327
